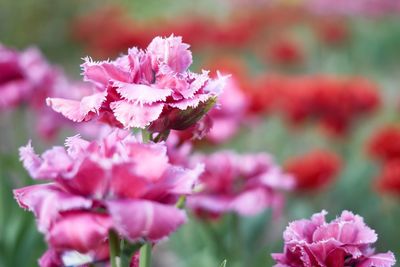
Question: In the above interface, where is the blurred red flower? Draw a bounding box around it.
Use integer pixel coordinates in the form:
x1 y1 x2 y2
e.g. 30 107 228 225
315 18 349 45
281 76 380 136
244 74 285 115
375 160 400 195
71 6 152 57
285 150 341 190
266 38 304 65
368 125 400 162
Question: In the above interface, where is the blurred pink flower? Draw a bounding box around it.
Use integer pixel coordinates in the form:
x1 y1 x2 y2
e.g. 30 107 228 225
272 210 396 267
0 44 105 141
0 44 58 110
47 35 225 136
206 76 248 143
187 151 294 217
308 0 400 16
14 130 203 265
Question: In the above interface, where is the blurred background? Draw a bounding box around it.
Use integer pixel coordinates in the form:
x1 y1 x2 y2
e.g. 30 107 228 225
1 0 400 266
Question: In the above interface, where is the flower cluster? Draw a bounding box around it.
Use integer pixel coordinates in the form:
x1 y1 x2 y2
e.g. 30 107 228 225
71 6 270 56
187 151 294 218
14 130 203 266
285 150 341 191
282 76 380 135
47 35 225 136
272 210 396 267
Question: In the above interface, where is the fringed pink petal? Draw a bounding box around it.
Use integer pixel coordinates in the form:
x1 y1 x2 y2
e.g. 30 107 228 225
19 143 72 179
110 100 164 128
168 94 212 110
46 91 106 122
81 57 130 87
114 81 172 104
356 252 396 267
65 135 90 158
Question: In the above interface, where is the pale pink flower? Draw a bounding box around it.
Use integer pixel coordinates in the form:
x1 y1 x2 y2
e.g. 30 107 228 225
47 36 225 137
14 130 203 265
0 44 58 109
0 44 103 141
206 77 247 143
272 210 396 267
187 151 294 217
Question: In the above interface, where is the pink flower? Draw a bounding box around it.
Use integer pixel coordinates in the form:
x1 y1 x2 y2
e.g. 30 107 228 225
14 130 203 265
272 210 396 267
205 76 248 143
187 151 294 217
0 44 103 141
47 35 225 137
0 44 58 109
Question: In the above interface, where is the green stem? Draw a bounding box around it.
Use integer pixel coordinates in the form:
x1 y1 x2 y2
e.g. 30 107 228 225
109 230 120 267
139 242 152 267
231 214 242 264
120 239 143 267
141 130 151 143
199 220 228 258
175 195 186 209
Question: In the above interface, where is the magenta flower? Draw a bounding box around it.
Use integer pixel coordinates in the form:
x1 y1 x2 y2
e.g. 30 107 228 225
272 210 396 267
14 130 203 266
0 44 58 109
187 151 294 217
47 35 225 136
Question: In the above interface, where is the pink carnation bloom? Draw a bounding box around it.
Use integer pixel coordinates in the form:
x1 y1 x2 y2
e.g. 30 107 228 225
47 35 225 136
0 44 58 109
272 210 396 267
14 130 203 266
187 151 294 217
206 76 248 143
